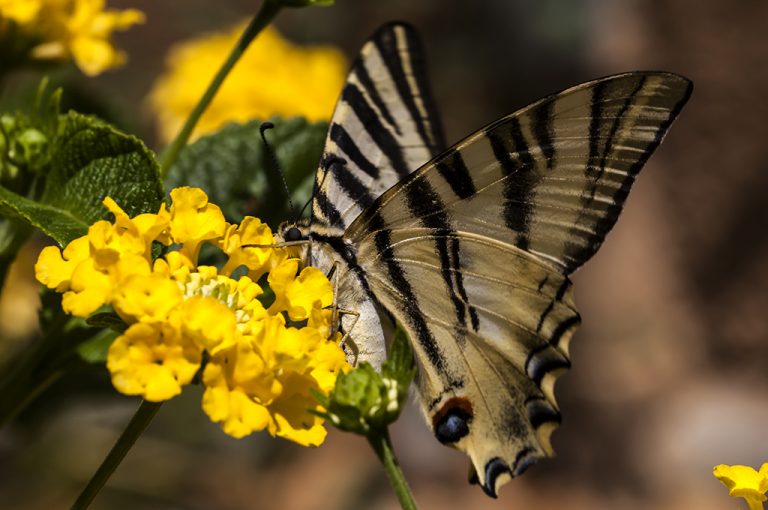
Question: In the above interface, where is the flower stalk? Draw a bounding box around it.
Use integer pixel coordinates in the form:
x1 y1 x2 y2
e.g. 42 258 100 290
314 325 419 509
367 428 418 510
158 0 283 178
71 400 162 510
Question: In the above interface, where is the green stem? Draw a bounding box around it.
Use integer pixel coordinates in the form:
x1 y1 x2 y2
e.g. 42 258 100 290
158 0 283 179
71 400 162 510
367 428 418 510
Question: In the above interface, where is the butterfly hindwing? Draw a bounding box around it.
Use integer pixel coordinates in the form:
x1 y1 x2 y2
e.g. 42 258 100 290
341 71 691 495
312 22 445 232
356 228 579 496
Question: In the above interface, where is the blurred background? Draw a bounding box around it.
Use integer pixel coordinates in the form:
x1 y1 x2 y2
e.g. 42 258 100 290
2 0 768 508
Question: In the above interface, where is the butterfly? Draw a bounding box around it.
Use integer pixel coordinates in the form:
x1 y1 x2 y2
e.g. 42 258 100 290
276 22 692 497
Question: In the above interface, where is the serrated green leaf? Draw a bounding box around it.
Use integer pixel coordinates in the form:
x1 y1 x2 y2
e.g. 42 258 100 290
42 112 163 223
167 116 327 226
0 111 163 245
0 184 88 244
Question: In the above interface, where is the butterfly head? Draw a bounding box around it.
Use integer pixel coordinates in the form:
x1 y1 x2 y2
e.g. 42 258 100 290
275 220 311 244
274 220 312 261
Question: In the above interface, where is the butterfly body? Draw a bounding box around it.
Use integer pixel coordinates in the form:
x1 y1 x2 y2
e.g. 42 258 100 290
296 219 390 368
277 22 691 497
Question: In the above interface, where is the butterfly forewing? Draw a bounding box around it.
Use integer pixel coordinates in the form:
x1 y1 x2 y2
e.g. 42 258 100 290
337 70 690 496
311 23 445 233
346 72 692 273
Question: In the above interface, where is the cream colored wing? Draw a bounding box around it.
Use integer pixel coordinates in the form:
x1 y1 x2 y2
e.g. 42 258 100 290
343 72 691 496
357 228 578 496
311 22 444 233
346 72 692 274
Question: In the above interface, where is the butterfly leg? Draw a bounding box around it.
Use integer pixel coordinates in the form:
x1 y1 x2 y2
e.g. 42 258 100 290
335 308 361 365
324 261 362 365
325 261 341 333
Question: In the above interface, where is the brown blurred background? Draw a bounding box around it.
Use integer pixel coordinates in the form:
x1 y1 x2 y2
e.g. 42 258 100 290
2 0 768 508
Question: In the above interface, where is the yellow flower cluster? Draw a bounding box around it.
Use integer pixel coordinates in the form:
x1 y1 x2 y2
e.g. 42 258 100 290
147 24 346 143
35 187 348 446
0 0 144 76
714 464 768 510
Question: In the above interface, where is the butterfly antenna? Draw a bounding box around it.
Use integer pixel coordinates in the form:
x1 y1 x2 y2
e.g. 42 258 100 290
296 192 314 222
260 122 295 214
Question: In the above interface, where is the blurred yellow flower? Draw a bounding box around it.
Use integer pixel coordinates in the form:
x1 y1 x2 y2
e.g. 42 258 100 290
0 0 144 76
0 0 43 24
714 464 768 510
148 24 347 144
35 187 349 446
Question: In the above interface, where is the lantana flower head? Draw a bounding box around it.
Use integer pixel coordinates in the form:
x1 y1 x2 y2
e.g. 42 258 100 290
35 186 348 446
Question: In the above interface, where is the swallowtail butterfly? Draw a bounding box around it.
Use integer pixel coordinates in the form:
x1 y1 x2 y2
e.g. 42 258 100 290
276 22 691 497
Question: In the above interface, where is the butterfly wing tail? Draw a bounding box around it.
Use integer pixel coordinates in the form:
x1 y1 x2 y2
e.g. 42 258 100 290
359 229 580 496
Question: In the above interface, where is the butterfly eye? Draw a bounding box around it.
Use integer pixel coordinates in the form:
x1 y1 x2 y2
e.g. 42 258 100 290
284 227 304 242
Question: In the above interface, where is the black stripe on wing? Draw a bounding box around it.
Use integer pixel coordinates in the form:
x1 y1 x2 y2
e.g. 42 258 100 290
436 149 476 200
404 178 480 338
353 61 400 135
329 123 380 179
314 189 343 227
342 83 411 178
374 24 446 154
487 118 539 251
531 100 555 170
565 75 690 269
328 156 377 211
563 74 691 271
312 22 446 231
570 75 645 265
367 211 448 373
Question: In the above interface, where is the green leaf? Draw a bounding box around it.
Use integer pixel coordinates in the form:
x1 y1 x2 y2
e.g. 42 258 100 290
382 325 416 388
76 328 119 364
167 116 327 227
42 112 164 222
0 111 164 245
0 185 88 244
